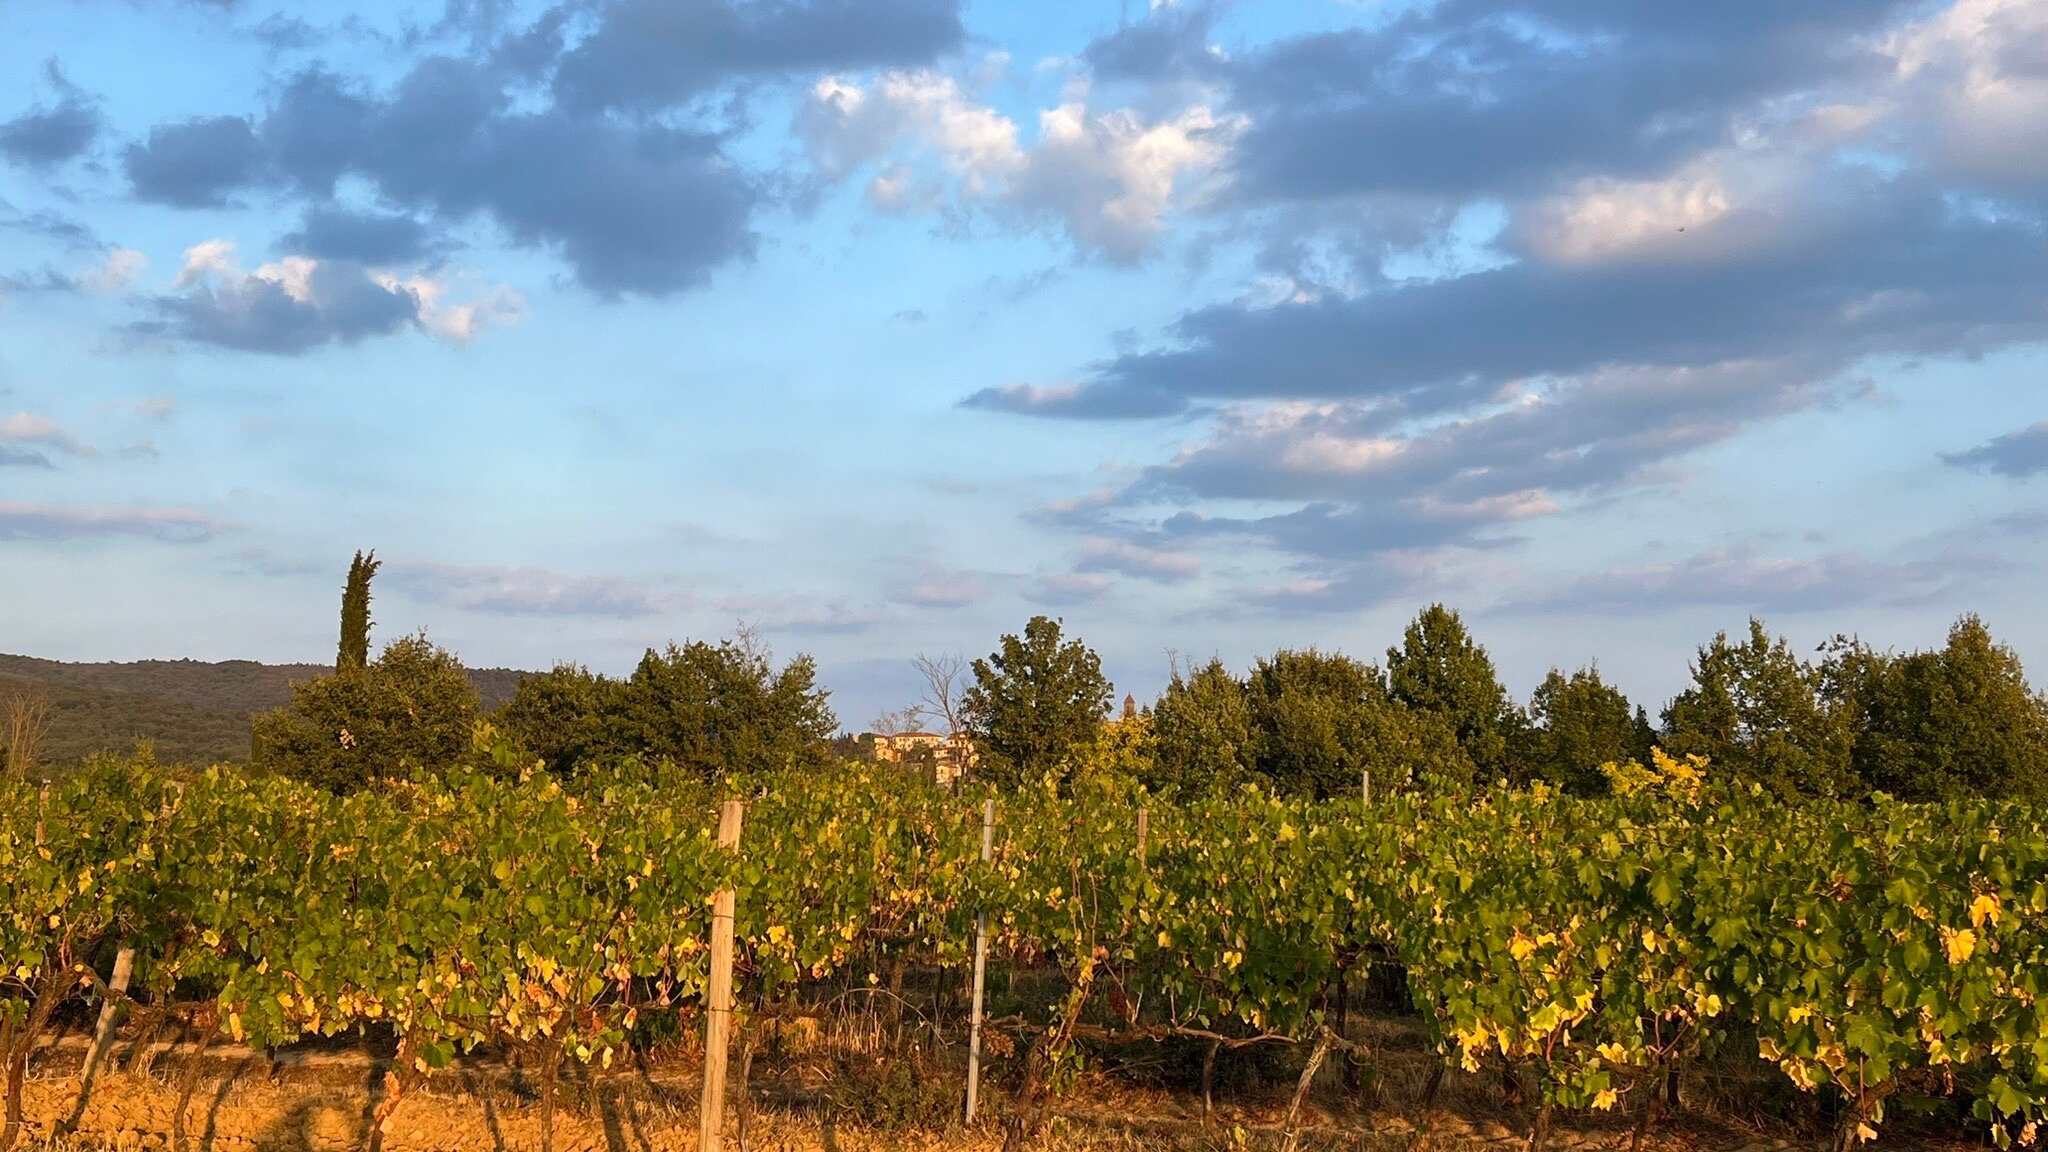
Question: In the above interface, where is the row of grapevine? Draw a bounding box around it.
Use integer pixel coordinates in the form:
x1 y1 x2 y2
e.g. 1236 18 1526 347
4 755 2047 1150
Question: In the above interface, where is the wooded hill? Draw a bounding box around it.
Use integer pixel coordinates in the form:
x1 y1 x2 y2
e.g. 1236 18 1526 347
0 654 525 767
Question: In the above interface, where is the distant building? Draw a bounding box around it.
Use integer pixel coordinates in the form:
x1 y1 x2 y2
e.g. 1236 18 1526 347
863 729 977 785
870 731 946 761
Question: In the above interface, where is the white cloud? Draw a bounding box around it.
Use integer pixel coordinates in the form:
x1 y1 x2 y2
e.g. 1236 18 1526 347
1032 571 1113 604
892 565 984 607
0 412 95 459
389 562 677 618
1074 536 1200 581
1276 428 1405 476
1884 0 2048 180
0 500 220 542
175 238 240 286
1518 143 1821 267
802 69 1241 261
78 247 148 293
376 273 526 344
1526 170 1735 264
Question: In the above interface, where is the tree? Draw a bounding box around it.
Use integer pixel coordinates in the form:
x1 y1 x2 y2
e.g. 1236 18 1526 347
1 687 49 780
871 709 918 737
1386 605 1521 778
910 652 969 741
1149 657 1254 797
1071 709 1159 791
1245 648 1472 799
1522 667 1654 795
611 633 838 778
1823 615 2048 801
1662 618 1853 799
337 550 381 671
493 663 617 776
492 632 837 779
962 616 1113 789
252 633 481 792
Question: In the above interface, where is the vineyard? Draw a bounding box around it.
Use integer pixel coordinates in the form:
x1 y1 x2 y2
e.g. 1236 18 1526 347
4 753 2047 1152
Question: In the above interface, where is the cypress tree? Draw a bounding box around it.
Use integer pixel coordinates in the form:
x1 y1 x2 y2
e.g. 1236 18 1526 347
337 550 380 671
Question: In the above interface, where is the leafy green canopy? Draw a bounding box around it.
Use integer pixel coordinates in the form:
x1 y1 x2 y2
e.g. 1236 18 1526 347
1663 619 1855 800
962 615 1113 790
494 636 837 779
252 634 481 793
1522 667 1656 795
1149 657 1254 797
1386 604 1522 778
1245 648 1473 798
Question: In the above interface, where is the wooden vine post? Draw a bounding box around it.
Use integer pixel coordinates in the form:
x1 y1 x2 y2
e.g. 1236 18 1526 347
1135 808 1149 865
699 800 745 1152
964 798 997 1125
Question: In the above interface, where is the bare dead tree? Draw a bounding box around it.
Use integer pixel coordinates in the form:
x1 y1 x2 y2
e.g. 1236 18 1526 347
871 709 917 737
3 688 50 780
910 653 968 739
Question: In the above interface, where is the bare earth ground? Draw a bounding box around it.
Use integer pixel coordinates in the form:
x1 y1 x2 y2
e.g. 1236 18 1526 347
10 1024 1975 1152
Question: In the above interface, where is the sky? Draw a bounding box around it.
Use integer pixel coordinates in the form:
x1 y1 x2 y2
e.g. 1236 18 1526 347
1 0 2046 731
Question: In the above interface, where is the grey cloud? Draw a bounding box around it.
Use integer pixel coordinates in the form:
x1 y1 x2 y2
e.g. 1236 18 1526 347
1083 2 1227 85
1227 553 1438 614
1089 352 1857 570
0 62 103 168
0 448 52 469
281 206 439 265
0 267 79 296
124 0 971 296
1041 184 2048 419
197 61 758 296
0 200 95 247
1221 1 1914 205
1160 500 1524 563
388 562 675 618
0 501 221 543
126 116 268 207
141 260 421 354
1944 422 2048 478
125 116 270 208
961 380 1184 420
551 0 965 112
1511 543 1977 616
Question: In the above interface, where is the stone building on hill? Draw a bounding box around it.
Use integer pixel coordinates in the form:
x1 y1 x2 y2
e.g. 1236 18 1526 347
864 729 978 785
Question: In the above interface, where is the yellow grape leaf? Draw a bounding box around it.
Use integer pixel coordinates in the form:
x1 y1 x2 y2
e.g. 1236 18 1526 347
1944 927 1977 965
1970 894 2000 929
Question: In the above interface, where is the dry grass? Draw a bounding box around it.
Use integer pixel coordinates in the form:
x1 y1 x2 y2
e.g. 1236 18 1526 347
6 1007 1973 1152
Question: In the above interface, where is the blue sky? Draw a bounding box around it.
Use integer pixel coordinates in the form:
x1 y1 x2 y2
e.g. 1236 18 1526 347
2 0 2046 730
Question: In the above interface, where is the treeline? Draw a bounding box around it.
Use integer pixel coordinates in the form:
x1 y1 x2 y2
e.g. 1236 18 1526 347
51 551 2044 804
240 554 835 793
1128 609 2048 803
